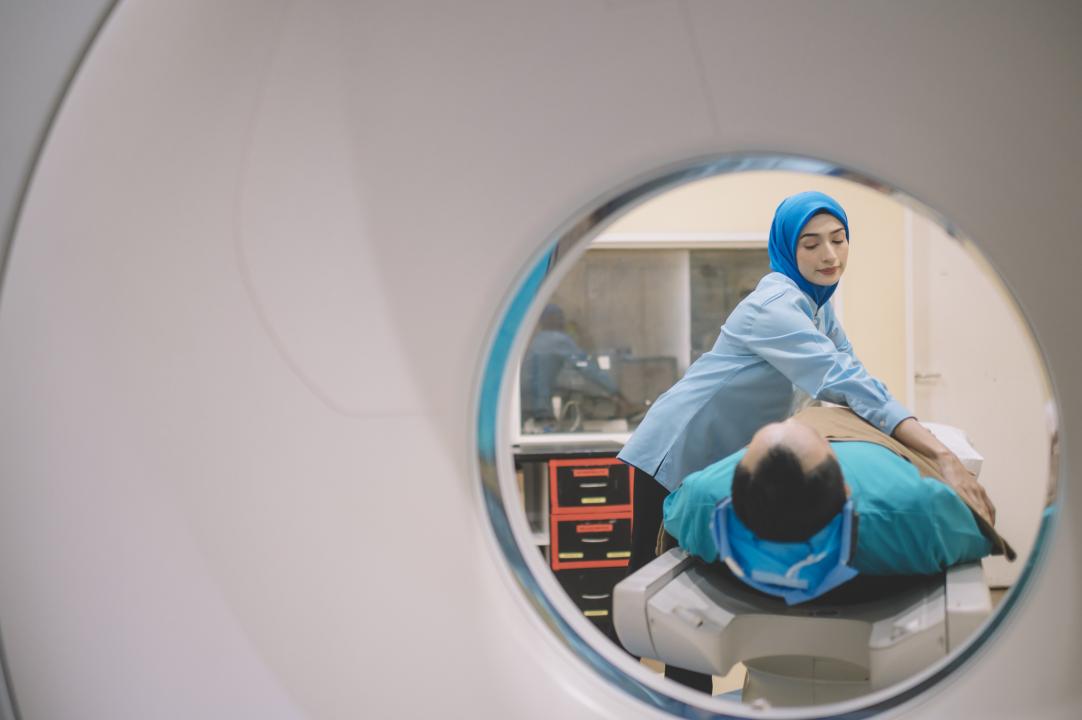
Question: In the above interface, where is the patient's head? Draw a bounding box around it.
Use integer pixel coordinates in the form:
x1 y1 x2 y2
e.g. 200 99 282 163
732 420 847 542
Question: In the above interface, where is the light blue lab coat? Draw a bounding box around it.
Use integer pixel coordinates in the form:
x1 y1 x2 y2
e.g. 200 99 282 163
663 442 992 575
618 272 911 491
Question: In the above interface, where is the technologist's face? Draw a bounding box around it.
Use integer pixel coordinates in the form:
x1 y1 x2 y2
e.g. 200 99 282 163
795 212 849 286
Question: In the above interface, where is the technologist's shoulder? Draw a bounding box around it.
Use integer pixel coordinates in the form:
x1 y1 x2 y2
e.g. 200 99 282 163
732 273 815 326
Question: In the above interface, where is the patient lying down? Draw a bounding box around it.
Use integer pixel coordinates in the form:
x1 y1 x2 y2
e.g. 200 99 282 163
663 407 1009 605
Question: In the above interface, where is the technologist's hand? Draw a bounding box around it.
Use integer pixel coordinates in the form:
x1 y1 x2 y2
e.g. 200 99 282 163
938 453 996 526
891 417 997 526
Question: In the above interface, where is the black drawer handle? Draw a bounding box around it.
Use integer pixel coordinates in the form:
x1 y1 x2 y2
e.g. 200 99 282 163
581 537 610 543
582 593 611 601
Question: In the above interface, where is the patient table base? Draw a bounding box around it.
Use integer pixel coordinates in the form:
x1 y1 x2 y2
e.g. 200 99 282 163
614 549 992 706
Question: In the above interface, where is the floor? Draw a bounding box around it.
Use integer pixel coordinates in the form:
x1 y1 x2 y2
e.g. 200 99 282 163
640 657 746 696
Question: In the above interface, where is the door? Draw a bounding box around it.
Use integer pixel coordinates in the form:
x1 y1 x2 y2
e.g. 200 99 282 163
910 210 1052 586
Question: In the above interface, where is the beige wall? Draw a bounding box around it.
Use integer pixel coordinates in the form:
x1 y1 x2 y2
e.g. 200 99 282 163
911 211 1051 586
606 171 909 401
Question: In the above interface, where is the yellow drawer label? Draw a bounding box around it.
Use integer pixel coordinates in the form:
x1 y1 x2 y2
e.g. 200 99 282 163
606 551 631 559
584 610 609 618
580 497 607 504
558 552 584 559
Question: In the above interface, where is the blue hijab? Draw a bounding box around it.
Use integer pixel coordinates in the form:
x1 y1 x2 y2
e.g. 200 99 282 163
768 191 849 308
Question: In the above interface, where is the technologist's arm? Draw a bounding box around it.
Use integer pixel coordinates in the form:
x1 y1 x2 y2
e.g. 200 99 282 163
742 293 910 436
821 306 996 523
745 294 996 523
890 418 996 525
822 303 996 524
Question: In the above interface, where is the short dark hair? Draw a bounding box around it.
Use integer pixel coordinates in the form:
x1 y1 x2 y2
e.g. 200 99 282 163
731 445 846 542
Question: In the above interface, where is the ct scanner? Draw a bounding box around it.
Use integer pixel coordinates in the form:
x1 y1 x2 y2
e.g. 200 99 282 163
0 2 1079 719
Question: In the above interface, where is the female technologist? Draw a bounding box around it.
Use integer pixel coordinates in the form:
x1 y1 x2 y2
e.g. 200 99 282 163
617 192 995 687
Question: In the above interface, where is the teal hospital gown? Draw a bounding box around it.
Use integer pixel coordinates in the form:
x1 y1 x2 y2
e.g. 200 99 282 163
663 441 992 576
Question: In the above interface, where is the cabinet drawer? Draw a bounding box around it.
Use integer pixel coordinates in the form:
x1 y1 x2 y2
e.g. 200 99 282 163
550 513 632 570
549 458 633 513
555 568 627 640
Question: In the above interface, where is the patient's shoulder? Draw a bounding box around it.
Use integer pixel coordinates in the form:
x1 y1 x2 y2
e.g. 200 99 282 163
838 442 990 574
834 442 929 509
679 449 745 500
838 441 973 517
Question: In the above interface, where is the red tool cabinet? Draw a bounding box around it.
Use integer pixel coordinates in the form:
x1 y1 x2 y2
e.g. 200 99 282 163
548 457 634 571
514 445 641 641
548 456 635 639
